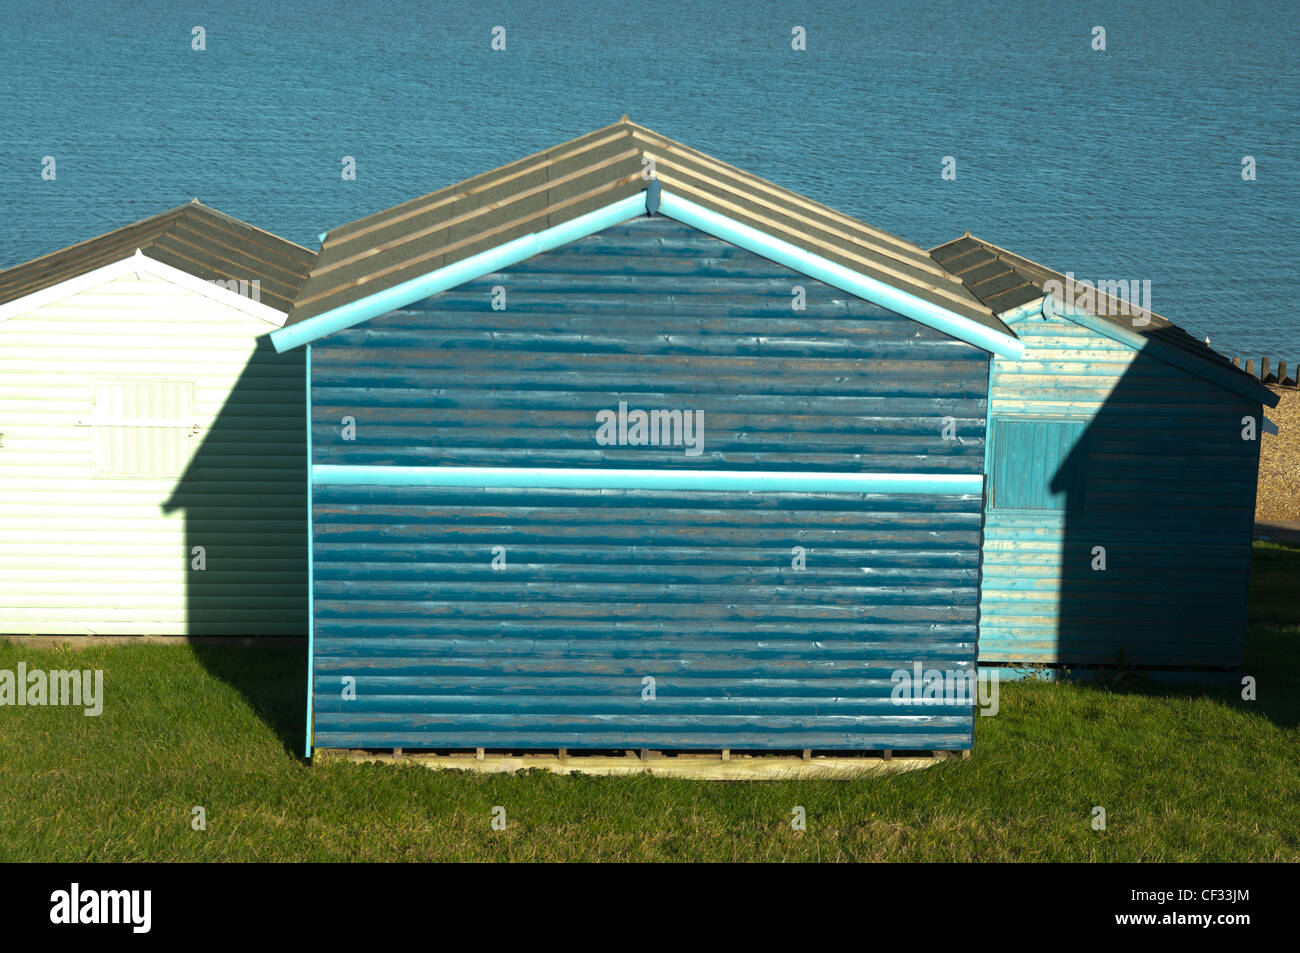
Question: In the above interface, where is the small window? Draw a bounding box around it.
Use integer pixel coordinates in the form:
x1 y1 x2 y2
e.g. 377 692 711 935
91 380 197 478
989 417 1087 511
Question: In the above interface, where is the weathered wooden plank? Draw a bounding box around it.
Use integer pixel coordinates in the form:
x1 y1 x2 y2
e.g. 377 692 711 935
980 311 1256 667
307 216 986 752
315 749 945 779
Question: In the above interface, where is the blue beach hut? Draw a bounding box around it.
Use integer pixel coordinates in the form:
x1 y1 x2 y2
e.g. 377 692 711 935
931 236 1278 675
272 120 1024 757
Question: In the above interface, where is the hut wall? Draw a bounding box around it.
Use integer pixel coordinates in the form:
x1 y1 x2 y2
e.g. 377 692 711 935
980 309 1261 668
307 217 991 751
0 271 306 635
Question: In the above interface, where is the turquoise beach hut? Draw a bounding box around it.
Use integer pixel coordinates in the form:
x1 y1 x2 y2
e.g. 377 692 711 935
931 236 1278 675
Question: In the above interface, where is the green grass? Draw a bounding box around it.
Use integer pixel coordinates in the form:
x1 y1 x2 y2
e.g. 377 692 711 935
2 543 1298 862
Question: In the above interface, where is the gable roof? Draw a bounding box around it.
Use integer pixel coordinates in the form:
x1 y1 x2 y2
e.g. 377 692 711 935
0 201 315 315
931 233 1277 405
284 119 1009 343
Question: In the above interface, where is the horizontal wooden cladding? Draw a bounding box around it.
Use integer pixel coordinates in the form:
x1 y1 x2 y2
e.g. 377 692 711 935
315 622 976 644
311 389 980 417
309 448 984 472
312 485 980 750
978 642 1239 667
306 219 987 749
314 645 976 673
315 679 971 705
312 351 985 380
317 561 978 587
310 218 988 472
315 697 976 718
978 310 1256 667
314 327 984 361
0 274 307 637
310 409 983 436
312 725 973 752
977 518 1252 667
314 374 985 403
313 483 982 536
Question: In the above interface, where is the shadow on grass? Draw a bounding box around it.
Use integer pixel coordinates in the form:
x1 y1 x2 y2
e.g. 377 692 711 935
189 642 308 759
1247 541 1300 627
163 337 310 760
1063 635 1295 726
1061 543 1300 729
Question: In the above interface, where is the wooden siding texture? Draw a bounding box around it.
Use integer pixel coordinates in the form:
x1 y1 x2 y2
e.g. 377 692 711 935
980 311 1261 667
0 272 306 635
309 217 990 750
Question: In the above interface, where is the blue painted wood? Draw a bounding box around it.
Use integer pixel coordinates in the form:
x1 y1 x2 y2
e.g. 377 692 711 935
980 308 1262 668
311 464 983 495
271 193 650 351
307 217 990 752
305 345 315 756
989 418 1087 510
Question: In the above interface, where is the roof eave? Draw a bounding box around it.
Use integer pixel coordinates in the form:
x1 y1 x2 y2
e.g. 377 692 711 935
0 250 289 326
1048 298 1280 407
933 234 1278 407
272 187 1024 359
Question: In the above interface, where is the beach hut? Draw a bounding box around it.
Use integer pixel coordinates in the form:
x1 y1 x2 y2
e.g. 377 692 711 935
272 119 1025 757
0 201 314 637
930 236 1278 674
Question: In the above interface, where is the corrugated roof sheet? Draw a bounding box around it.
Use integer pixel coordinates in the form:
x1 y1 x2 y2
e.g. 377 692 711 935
930 233 1247 373
0 201 316 314
285 119 1008 336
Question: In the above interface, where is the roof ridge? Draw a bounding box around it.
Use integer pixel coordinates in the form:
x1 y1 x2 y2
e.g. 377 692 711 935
928 231 1273 401
170 201 317 257
0 204 315 312
321 122 633 247
954 233 1065 278
945 232 1177 323
628 124 953 276
286 123 1008 341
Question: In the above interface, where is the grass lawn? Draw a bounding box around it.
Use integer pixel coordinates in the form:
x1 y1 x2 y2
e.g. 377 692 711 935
2 543 1297 862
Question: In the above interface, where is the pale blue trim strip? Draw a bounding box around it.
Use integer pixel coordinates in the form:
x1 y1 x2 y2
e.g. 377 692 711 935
271 192 650 352
996 296 1046 324
657 190 1025 361
304 346 315 758
312 464 982 495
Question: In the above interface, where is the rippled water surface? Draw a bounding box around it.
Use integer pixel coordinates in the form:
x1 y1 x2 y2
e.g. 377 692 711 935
2 0 1296 356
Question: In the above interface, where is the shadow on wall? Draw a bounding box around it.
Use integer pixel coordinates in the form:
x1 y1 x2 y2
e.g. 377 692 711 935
162 335 308 757
1041 347 1259 672
153 329 1276 751
984 341 1293 723
1061 539 1300 732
